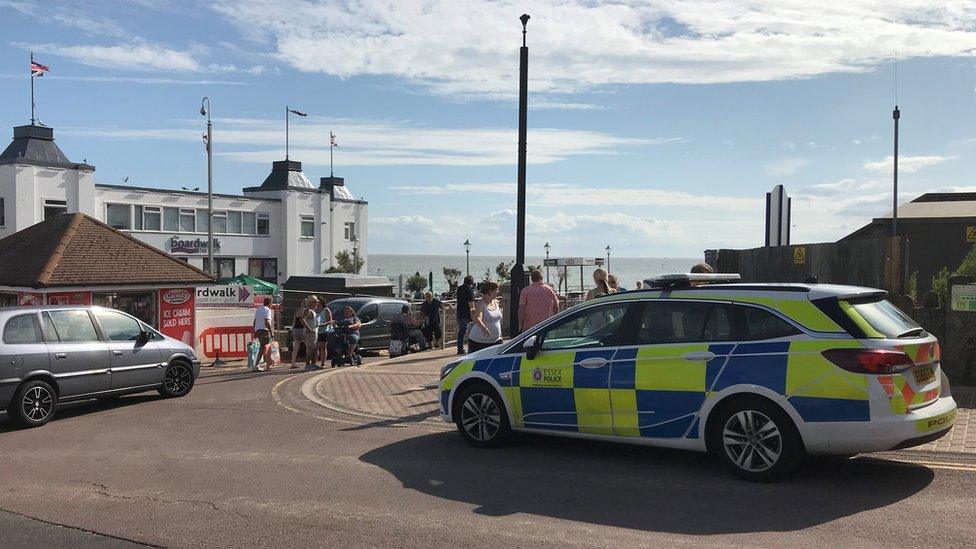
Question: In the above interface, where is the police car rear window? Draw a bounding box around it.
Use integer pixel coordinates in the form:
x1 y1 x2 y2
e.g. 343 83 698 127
845 299 922 339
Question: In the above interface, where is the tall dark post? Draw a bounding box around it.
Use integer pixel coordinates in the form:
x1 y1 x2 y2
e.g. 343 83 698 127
509 13 530 337
892 105 900 237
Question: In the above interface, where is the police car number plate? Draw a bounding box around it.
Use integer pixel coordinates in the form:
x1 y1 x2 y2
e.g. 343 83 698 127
913 365 935 385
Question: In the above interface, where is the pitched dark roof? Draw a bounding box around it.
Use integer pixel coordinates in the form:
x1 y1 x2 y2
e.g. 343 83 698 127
0 213 215 289
0 125 92 170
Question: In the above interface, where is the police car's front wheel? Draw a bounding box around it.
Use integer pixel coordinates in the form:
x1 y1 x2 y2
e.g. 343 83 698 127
708 396 803 482
454 382 511 448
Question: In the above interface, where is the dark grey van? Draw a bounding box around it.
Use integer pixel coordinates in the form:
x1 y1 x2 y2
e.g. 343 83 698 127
0 306 201 428
327 297 410 352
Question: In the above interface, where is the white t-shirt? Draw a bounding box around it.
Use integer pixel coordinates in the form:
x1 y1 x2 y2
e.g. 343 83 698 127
470 299 503 343
253 305 273 331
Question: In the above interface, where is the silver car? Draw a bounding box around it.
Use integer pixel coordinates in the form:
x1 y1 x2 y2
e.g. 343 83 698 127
0 306 201 428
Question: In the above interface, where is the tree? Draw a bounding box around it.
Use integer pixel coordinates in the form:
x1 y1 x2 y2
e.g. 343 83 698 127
405 272 428 298
495 261 514 281
443 267 461 295
334 250 364 274
481 267 494 284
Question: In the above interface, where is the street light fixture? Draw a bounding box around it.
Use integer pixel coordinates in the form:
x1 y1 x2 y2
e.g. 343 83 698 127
463 239 472 278
544 242 551 284
605 245 611 274
200 97 214 277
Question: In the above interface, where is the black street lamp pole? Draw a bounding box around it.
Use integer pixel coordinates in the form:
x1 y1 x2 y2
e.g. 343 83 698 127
509 13 530 338
464 239 471 278
544 242 551 284
605 245 611 274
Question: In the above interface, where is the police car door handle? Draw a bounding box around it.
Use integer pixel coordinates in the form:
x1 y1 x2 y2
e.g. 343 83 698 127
683 351 716 362
578 357 608 369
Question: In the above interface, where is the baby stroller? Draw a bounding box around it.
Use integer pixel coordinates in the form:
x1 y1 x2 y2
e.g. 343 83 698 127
329 320 362 367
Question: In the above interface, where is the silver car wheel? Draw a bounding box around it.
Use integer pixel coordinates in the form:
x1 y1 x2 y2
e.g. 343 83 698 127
460 393 501 442
722 410 782 473
22 386 54 423
164 364 193 395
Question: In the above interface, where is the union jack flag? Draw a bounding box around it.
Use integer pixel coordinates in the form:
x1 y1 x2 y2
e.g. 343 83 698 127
30 60 49 78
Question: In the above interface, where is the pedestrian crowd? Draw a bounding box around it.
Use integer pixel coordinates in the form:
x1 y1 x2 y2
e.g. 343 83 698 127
249 261 718 364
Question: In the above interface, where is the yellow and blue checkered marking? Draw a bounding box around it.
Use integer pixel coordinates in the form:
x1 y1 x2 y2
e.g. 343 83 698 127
443 337 874 437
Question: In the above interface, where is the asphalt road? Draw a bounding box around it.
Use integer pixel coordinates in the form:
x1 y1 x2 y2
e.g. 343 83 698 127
0 365 973 548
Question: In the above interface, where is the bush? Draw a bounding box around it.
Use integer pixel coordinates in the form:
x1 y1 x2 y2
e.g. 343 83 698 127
930 245 976 306
405 272 428 297
907 271 918 303
931 268 950 307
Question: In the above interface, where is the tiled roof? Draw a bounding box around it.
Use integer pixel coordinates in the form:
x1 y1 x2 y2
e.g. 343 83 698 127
0 213 215 289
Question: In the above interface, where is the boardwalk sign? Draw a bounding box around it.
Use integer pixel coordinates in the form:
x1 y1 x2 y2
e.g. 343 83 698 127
196 285 253 307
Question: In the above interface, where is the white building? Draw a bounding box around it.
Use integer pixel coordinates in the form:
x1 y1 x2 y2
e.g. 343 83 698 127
0 124 368 284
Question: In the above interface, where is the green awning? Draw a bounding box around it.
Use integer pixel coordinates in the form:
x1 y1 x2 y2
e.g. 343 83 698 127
220 274 278 295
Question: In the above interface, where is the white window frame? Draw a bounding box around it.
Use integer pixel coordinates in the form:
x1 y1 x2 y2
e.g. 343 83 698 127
256 213 270 236
212 210 228 234
344 221 356 241
243 212 256 235
227 210 242 234
105 203 132 230
43 199 68 220
162 206 180 232
179 208 196 232
300 215 315 238
143 206 162 231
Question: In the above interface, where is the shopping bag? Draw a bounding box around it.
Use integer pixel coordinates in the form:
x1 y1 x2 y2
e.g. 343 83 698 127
246 340 262 371
265 341 282 368
389 339 404 358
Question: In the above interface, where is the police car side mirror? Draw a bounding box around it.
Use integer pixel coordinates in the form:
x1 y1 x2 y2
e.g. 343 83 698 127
523 335 540 360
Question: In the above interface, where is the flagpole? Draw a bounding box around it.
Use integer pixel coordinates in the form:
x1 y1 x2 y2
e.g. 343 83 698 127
330 132 334 177
285 105 289 160
30 52 35 125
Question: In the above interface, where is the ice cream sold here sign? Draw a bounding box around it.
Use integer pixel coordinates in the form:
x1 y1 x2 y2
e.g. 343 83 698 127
159 288 195 345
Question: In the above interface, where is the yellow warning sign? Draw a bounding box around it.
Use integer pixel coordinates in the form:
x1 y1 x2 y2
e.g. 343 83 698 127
967 226 976 243
793 246 806 265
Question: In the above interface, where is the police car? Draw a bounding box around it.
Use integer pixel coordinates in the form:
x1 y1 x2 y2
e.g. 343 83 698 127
439 274 958 481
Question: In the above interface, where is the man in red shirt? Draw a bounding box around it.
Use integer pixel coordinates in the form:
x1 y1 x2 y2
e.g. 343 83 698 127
519 269 560 332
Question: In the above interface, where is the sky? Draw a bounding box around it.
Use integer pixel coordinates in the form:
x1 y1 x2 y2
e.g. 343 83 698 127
1 0 976 258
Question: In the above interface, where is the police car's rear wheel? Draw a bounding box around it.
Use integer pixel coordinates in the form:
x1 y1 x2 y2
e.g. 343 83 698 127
709 396 802 482
454 382 511 448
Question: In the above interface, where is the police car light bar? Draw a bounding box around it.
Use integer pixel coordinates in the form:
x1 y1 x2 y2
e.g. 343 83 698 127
643 273 742 288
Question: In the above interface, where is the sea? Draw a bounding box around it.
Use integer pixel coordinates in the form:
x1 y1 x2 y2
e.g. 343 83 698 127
367 254 701 295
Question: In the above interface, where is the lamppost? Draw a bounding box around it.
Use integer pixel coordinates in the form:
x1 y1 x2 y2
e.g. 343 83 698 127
463 239 471 278
605 245 611 274
351 234 360 275
509 13 531 337
544 242 551 284
200 97 214 277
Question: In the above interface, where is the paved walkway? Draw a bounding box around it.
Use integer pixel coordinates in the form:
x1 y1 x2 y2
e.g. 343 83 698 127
304 347 976 455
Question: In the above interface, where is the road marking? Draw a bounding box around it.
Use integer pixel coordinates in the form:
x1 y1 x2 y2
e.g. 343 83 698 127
860 456 976 473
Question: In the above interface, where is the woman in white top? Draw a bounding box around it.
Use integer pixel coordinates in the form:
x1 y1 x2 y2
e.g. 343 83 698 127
468 281 503 352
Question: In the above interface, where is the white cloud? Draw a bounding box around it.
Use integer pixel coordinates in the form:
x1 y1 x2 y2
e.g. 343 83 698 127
1 0 129 38
391 181 761 211
213 0 976 100
26 43 199 72
21 41 265 75
763 157 809 177
62 117 681 167
863 154 954 173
